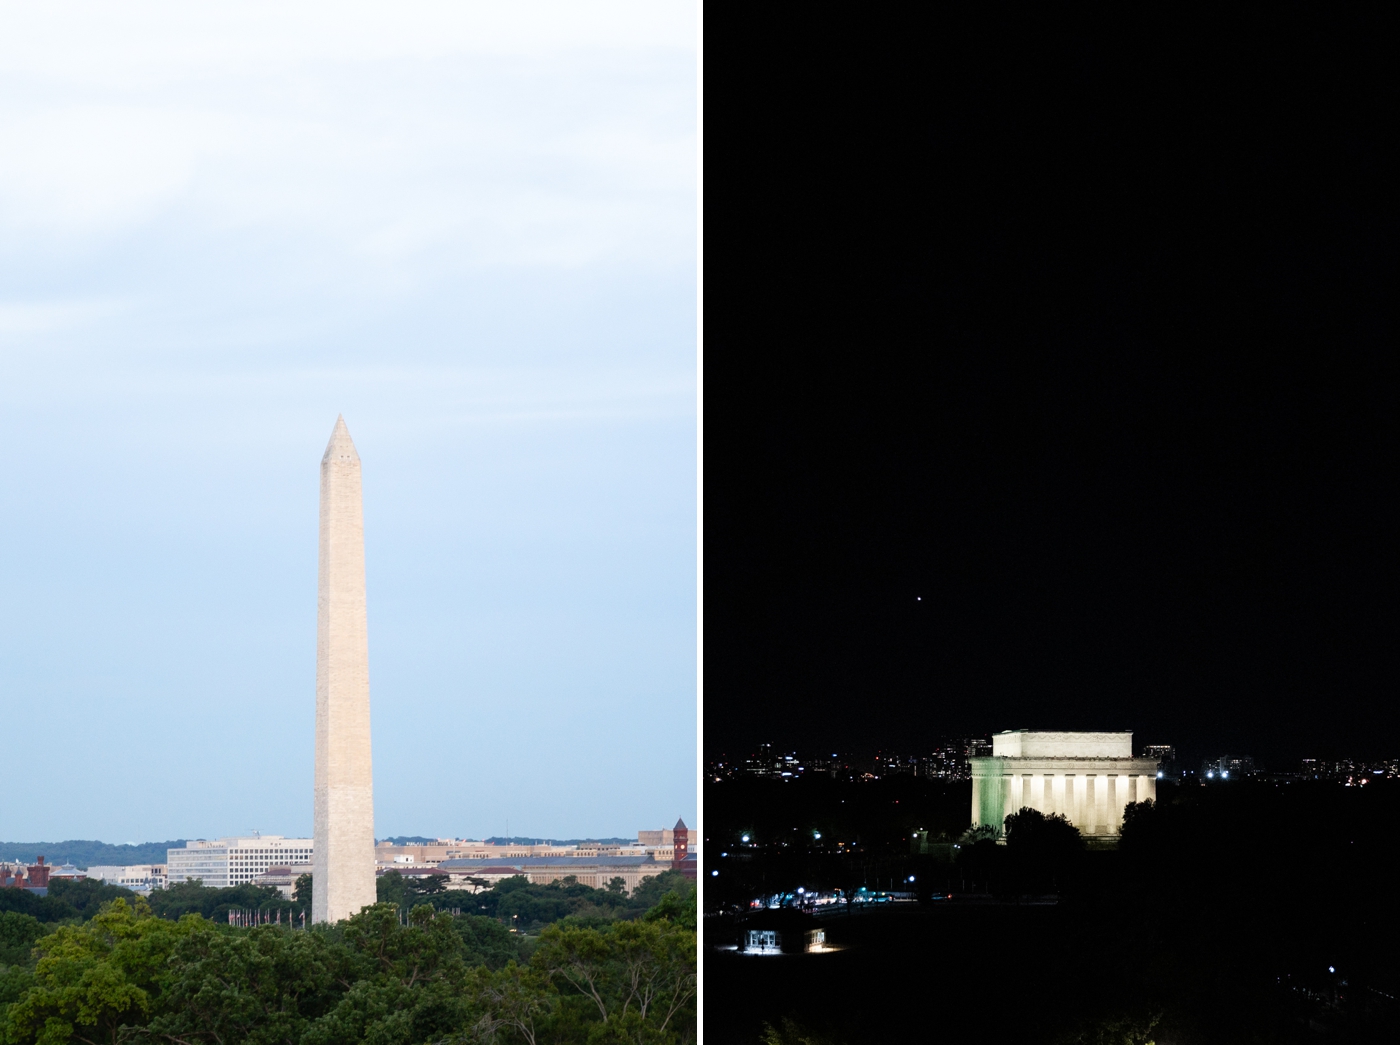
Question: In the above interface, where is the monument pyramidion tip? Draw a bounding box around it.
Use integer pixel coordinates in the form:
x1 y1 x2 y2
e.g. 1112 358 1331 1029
322 414 359 464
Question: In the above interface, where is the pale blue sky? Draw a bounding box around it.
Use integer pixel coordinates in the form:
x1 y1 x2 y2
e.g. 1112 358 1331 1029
0 2 697 843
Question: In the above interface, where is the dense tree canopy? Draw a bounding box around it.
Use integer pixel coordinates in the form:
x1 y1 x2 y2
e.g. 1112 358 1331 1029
0 874 697 1045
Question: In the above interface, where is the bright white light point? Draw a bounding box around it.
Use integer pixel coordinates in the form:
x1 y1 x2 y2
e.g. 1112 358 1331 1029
711 870 718 877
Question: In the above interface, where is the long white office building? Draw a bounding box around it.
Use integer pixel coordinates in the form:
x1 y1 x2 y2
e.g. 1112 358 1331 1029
85 864 167 894
167 836 314 888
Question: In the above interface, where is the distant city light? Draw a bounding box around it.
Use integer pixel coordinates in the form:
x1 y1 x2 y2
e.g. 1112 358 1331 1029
797 887 805 894
1207 771 1214 778
1222 771 1229 779
1329 966 1336 974
711 870 718 877
721 852 728 857
907 875 915 882
813 832 822 839
1157 771 1164 778
741 835 750 842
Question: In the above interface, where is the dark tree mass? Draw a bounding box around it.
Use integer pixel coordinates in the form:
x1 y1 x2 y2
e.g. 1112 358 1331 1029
706 775 1400 1042
0 873 695 1044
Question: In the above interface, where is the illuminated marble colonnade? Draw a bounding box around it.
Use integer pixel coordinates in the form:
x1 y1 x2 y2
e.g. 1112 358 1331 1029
970 731 1160 838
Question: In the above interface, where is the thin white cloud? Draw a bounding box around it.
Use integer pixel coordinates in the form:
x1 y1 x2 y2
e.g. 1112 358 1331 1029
0 2 695 77
0 3 697 271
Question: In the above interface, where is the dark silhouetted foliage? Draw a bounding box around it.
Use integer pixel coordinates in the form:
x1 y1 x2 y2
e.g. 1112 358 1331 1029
0 885 696 1044
46 877 138 919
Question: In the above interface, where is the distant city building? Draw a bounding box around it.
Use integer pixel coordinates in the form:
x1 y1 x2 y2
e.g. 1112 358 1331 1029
374 840 583 868
914 739 992 781
373 828 697 871
1201 756 1255 780
971 731 1159 839
435 855 671 894
1142 744 1181 782
167 837 314 888
672 818 689 870
707 741 1007 783
380 821 697 893
1 856 52 892
1297 758 1398 784
84 865 166 893
872 753 918 777
252 864 311 900
742 743 781 777
964 738 993 759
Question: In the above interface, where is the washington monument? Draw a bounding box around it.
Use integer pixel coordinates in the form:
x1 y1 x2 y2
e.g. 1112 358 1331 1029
313 416 377 922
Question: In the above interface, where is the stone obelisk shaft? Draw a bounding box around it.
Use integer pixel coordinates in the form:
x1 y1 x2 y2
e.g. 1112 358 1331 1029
313 416 376 923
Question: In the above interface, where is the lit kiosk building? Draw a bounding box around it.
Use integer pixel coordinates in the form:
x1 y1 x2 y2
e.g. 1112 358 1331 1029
970 731 1159 840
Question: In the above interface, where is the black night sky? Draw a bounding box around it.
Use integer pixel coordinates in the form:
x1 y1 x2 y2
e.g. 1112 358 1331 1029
706 14 1393 768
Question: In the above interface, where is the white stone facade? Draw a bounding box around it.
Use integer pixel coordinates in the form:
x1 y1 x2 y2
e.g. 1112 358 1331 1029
253 864 313 900
85 864 167 893
313 417 378 923
971 730 1160 838
168 838 313 888
435 856 669 894
372 839 691 871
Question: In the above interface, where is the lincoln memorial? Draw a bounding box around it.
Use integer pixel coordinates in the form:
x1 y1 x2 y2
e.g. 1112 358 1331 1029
970 730 1160 839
